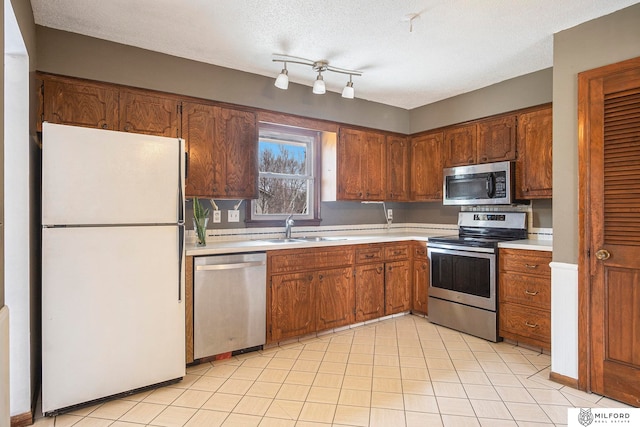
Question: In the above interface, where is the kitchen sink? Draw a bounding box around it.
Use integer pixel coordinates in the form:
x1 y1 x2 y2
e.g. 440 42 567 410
260 238 305 243
296 236 347 242
257 236 348 244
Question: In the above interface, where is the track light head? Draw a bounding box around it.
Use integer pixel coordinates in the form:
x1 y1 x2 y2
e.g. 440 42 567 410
342 76 355 99
274 63 289 90
312 72 325 94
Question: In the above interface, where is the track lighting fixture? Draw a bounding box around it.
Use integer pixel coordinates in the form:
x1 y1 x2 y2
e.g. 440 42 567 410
273 54 362 99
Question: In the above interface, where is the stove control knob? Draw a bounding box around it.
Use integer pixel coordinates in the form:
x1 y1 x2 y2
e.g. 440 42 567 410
595 249 611 260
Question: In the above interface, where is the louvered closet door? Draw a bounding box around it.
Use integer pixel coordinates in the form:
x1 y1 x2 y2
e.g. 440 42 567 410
582 58 640 406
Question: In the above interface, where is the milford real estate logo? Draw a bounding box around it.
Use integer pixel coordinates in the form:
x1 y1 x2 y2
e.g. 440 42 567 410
568 408 638 426
579 408 594 426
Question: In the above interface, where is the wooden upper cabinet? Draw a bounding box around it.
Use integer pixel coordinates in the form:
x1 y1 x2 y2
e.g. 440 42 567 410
119 89 180 137
182 102 258 199
477 115 517 163
410 131 443 201
386 135 410 201
516 106 552 199
443 124 477 167
42 78 118 130
337 127 386 201
215 107 258 199
182 102 217 197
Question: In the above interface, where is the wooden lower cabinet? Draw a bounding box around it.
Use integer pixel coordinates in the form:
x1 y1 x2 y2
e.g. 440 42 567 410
385 260 411 314
271 272 317 342
355 262 385 322
317 267 355 331
499 248 552 350
267 246 355 343
412 242 429 315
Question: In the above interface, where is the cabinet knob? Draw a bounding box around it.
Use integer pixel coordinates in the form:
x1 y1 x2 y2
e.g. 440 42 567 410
595 249 611 260
308 275 313 281
318 274 324 280
124 125 131 132
101 124 108 129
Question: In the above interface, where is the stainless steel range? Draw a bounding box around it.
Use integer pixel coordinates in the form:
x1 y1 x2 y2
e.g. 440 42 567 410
427 212 527 342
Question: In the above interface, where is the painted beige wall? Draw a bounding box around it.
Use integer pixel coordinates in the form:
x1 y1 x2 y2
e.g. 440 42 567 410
35 26 410 134
409 68 553 133
553 3 640 264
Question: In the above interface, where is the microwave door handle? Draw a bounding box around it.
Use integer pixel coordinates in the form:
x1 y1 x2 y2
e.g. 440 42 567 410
486 173 496 197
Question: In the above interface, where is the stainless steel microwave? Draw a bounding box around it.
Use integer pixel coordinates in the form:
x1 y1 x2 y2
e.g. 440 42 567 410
443 161 515 205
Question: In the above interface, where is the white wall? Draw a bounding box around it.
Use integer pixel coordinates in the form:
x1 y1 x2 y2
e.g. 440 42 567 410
4 0 31 417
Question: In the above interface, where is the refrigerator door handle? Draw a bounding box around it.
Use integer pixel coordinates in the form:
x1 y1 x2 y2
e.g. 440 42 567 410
178 223 184 302
178 141 185 223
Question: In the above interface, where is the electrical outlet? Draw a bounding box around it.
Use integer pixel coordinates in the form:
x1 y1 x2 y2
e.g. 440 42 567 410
212 210 221 223
228 209 240 222
387 209 393 221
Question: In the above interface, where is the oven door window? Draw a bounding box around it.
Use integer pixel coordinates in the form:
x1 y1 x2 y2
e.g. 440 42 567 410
430 251 491 297
428 247 497 312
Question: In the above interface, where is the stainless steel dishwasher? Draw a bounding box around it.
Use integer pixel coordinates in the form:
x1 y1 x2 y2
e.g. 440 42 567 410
193 252 266 359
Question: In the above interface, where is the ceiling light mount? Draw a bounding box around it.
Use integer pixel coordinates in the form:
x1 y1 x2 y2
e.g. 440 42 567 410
272 54 362 99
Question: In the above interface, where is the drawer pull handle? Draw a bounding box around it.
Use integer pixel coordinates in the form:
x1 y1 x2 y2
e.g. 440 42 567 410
525 321 539 329
525 264 539 269
365 254 375 259
524 289 539 296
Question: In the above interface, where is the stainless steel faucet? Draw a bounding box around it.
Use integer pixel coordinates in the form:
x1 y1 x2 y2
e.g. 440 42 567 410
284 214 295 239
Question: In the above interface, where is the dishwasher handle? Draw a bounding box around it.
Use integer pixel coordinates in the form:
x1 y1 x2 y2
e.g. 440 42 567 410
196 260 266 271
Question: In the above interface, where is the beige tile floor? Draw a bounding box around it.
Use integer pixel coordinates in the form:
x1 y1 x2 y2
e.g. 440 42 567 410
33 315 633 427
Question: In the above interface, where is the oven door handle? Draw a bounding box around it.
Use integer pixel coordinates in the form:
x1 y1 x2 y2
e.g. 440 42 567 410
486 173 496 198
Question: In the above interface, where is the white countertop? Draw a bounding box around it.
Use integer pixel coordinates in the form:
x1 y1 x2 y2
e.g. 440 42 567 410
185 231 443 256
186 231 552 256
498 239 553 251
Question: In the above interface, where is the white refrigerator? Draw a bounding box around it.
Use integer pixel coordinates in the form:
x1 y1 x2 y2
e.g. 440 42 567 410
41 122 186 415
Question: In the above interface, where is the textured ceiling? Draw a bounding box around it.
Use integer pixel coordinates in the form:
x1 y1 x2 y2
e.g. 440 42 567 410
31 0 640 109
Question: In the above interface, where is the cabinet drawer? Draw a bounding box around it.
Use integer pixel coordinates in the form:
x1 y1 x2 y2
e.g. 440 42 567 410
269 246 354 273
413 243 427 259
500 273 550 310
500 303 550 346
385 244 409 261
355 245 384 264
499 249 551 277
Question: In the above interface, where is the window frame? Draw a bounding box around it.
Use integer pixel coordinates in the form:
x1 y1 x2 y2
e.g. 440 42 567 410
246 122 322 227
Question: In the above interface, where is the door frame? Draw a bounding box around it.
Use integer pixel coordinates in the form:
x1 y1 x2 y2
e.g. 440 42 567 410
577 56 640 393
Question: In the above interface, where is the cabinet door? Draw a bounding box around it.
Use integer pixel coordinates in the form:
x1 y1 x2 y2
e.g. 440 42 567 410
385 260 411 315
516 107 553 199
477 115 517 163
355 263 385 322
412 257 429 315
316 267 355 331
215 107 258 199
363 131 386 200
443 124 477 167
43 79 118 130
119 89 180 137
271 272 316 342
386 135 410 201
182 102 217 197
337 128 365 200
410 132 443 201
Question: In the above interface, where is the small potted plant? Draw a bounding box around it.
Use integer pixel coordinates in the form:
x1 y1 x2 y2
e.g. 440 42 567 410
193 197 210 246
